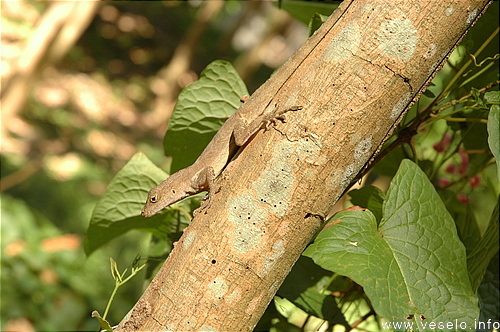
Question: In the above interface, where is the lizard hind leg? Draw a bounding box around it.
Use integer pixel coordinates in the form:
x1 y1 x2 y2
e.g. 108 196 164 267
262 105 303 130
233 105 303 146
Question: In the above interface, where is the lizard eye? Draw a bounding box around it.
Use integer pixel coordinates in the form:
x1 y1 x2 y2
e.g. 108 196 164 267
150 195 158 203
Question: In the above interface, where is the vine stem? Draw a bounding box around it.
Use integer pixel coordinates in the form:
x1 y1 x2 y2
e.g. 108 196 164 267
429 114 488 124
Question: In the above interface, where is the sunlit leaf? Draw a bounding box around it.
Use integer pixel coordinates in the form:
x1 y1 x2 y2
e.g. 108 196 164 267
91 310 113 332
304 160 478 326
164 60 248 172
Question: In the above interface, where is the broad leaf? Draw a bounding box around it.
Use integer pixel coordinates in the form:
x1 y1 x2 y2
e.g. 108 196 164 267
477 252 499 323
304 160 478 328
85 152 167 255
454 204 481 258
164 60 248 172
466 202 499 292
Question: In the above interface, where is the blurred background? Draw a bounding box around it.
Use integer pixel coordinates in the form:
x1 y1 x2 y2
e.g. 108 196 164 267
0 1 323 330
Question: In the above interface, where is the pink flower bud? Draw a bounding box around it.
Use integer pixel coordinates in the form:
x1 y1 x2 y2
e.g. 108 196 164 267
469 175 481 189
458 152 469 174
433 133 452 153
438 178 450 188
445 163 456 174
458 193 470 205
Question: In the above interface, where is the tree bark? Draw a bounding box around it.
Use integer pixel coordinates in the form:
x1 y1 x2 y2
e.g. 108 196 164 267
116 1 491 331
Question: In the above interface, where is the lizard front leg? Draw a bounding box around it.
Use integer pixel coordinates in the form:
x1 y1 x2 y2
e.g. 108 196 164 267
191 166 220 213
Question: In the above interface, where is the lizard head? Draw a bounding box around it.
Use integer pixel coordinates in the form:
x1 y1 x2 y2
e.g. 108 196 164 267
141 171 192 218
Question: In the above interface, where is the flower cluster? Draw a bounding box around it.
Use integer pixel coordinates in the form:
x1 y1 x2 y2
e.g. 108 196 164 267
434 133 481 205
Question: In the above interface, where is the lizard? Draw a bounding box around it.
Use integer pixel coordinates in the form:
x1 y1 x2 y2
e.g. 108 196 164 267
141 104 303 217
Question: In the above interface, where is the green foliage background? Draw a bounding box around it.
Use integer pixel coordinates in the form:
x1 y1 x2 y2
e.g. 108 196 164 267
1 1 498 331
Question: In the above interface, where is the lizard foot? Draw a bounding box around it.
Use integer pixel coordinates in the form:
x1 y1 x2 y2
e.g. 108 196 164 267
194 180 221 216
263 105 303 130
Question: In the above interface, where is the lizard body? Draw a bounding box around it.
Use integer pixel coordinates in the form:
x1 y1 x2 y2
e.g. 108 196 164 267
141 105 302 217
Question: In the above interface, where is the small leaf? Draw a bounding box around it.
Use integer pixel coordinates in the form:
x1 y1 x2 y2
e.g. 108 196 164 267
85 152 167 255
131 253 141 269
487 104 500 181
423 89 436 98
304 160 478 326
470 87 482 104
308 13 329 36
484 91 499 105
91 310 113 332
110 258 121 283
131 262 146 276
164 60 248 172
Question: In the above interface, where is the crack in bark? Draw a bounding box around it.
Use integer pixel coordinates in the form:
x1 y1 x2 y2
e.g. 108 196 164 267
352 53 414 91
383 65 413 91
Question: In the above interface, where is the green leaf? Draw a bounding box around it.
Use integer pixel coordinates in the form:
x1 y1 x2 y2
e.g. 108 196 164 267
454 204 481 258
484 91 500 105
91 310 113 332
164 60 248 173
477 252 499 322
466 201 499 292
277 256 348 327
451 107 487 163
458 107 491 177
487 104 500 181
110 258 121 283
308 13 328 36
423 89 436 98
85 152 167 255
304 160 478 327
276 0 338 26
348 186 385 223
273 296 324 331
373 146 405 178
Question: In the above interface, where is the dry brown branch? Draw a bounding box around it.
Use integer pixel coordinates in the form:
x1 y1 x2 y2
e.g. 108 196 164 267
1 2 100 139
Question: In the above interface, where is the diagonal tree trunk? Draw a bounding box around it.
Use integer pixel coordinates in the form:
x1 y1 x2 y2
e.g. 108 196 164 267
116 1 491 330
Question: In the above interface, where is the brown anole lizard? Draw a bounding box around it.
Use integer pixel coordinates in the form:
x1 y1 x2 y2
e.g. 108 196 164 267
141 105 303 217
